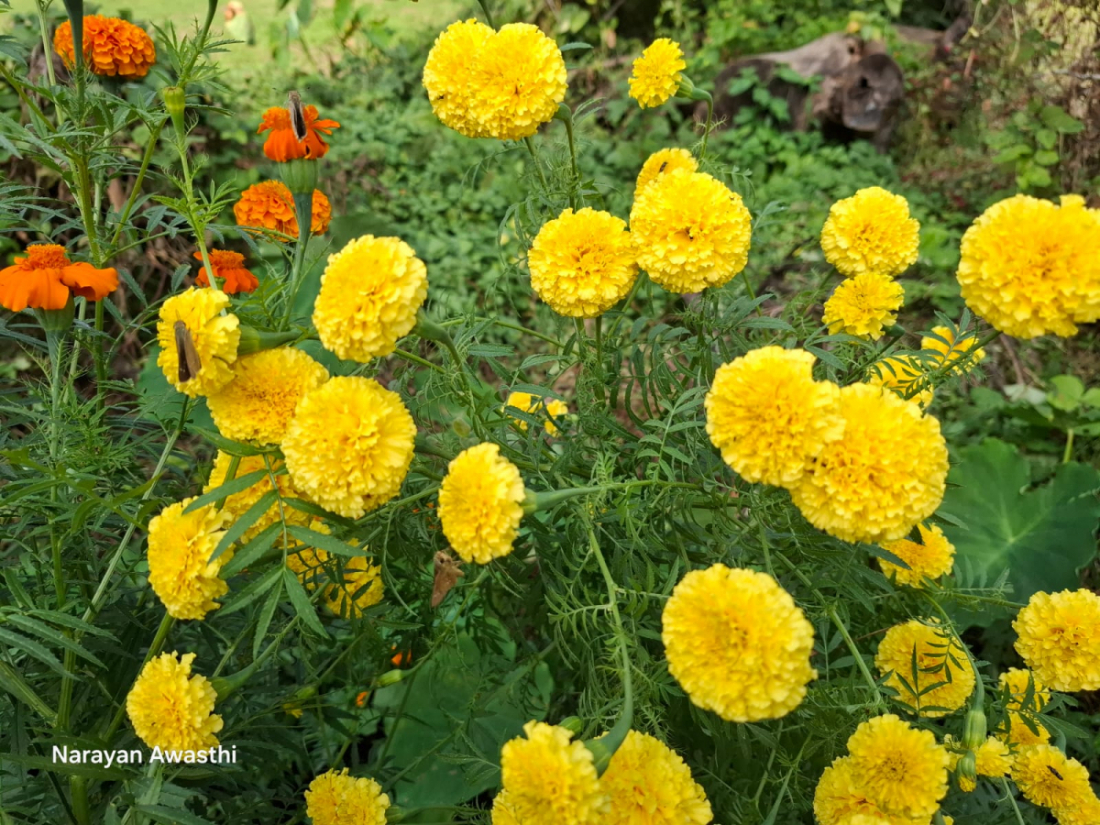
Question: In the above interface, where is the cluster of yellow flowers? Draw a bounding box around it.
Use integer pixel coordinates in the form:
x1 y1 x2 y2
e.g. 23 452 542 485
490 722 712 825
820 187 918 340
705 346 948 543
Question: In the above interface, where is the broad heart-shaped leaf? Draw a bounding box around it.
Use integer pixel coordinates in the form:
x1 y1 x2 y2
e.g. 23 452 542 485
942 439 1100 625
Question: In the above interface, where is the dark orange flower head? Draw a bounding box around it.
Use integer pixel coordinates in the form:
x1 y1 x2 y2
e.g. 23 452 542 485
194 249 259 294
0 244 118 312
232 180 332 239
258 105 340 162
54 16 156 78
355 690 370 708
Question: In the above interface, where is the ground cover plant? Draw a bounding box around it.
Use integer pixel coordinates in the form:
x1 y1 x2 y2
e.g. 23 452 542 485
1 1 1099 824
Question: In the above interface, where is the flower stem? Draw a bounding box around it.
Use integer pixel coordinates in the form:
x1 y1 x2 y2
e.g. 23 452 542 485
523 136 551 195
476 0 497 28
585 526 633 772
101 612 175 742
35 2 57 89
285 192 314 326
700 95 714 158
109 117 166 252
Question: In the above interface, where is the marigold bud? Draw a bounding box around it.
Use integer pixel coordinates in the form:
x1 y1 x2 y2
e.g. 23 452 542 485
161 85 187 139
962 707 988 750
377 669 408 687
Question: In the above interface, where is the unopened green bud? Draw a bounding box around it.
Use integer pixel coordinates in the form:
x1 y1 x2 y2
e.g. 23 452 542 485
237 326 298 355
956 750 977 784
452 419 471 438
377 669 408 687
161 86 187 139
280 158 319 198
523 486 602 515
962 708 988 751
413 312 452 345
558 716 584 735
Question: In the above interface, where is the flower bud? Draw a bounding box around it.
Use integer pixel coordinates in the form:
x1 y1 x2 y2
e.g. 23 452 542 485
962 707 988 751
161 86 187 139
452 419 471 438
237 326 298 355
377 669 408 687
956 750 977 787
558 716 584 735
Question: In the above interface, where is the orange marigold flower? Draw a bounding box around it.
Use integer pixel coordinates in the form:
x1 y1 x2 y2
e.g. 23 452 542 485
258 104 340 162
0 244 118 312
54 16 156 78
194 250 259 294
233 181 331 239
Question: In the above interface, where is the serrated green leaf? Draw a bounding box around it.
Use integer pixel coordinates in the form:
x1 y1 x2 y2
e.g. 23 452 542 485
3 615 104 667
0 627 73 677
211 490 277 564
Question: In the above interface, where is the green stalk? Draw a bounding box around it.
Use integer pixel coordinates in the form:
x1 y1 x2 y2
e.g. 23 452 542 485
35 1 57 88
584 527 633 773
523 137 551 195
476 0 497 28
700 94 714 158
555 104 581 209
109 117 166 252
284 191 314 325
77 399 192 636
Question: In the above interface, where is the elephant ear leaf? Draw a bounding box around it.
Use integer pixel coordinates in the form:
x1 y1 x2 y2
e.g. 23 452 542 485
942 438 1100 626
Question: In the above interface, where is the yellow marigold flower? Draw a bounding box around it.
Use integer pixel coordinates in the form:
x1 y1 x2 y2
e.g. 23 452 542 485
823 273 904 340
867 355 933 408
147 498 232 621
945 735 1011 791
957 194 1100 339
629 39 686 108
791 383 948 544
497 721 607 825
1058 793 1100 825
601 730 713 825
704 347 843 487
206 348 329 445
662 565 816 722
505 391 569 436
996 667 1051 746
438 443 526 564
1013 589 1100 692
921 325 985 374
528 208 638 318
205 452 311 544
287 546 384 619
156 287 240 398
1010 744 1093 811
466 24 567 142
846 714 949 821
282 377 416 519
630 170 752 294
636 147 697 194
54 16 156 78
878 523 955 587
126 652 222 752
491 790 520 825
305 768 390 825
423 19 494 138
233 181 331 238
874 619 975 717
813 756 907 825
821 187 920 278
313 235 428 362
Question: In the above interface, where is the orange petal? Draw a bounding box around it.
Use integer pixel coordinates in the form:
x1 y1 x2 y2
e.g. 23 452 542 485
59 263 118 301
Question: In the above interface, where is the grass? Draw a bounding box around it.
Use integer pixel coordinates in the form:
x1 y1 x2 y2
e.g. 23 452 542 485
6 0 469 72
